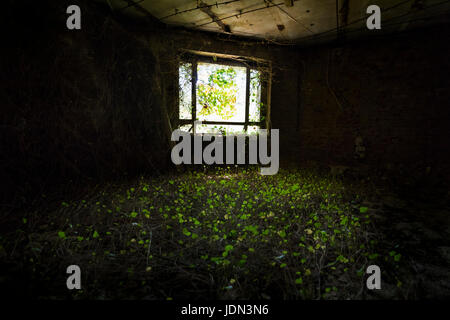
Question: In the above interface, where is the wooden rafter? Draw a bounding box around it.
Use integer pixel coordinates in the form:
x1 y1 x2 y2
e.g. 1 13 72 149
198 0 231 33
120 0 163 26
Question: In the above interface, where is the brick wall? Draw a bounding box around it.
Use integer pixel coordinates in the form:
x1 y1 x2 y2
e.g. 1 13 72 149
291 25 450 178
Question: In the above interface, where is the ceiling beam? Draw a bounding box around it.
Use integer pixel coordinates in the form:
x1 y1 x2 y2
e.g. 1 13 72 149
160 0 240 21
120 0 163 26
198 0 231 33
119 0 145 11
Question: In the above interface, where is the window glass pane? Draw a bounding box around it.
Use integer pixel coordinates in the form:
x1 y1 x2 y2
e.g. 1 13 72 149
179 62 192 120
196 63 246 123
196 124 245 135
249 69 261 123
247 126 261 135
179 124 193 133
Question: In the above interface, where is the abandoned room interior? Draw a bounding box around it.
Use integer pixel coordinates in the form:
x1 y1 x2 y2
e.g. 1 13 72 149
1 0 449 301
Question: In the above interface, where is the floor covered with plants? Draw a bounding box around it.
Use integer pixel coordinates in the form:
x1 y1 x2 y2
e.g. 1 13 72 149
1 166 449 300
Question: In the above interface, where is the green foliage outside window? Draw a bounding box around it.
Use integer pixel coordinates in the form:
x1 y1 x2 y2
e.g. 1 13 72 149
197 68 237 120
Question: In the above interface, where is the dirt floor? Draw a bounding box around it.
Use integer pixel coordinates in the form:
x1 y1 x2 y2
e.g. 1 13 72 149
1 166 449 300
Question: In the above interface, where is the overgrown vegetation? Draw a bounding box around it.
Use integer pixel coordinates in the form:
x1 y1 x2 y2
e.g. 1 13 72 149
197 68 238 120
1 167 408 300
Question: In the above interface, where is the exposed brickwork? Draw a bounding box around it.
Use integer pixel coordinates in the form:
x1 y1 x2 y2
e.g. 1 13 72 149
293 27 450 179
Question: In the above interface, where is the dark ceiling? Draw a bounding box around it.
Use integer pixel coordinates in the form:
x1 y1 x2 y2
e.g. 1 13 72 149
99 0 450 44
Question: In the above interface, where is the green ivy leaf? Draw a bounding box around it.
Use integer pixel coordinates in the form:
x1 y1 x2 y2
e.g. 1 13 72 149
225 245 234 251
360 207 369 213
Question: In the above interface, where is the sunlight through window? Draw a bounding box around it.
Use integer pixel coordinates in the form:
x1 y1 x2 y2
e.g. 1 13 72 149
178 56 265 135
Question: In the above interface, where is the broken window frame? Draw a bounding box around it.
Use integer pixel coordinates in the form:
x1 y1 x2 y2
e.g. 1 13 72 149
177 52 269 135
